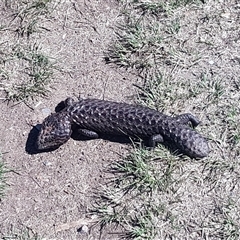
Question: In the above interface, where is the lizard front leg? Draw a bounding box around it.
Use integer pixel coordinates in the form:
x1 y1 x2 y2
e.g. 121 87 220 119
78 129 99 139
149 134 164 147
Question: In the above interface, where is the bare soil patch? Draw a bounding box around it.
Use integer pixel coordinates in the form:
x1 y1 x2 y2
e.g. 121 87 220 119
0 1 138 239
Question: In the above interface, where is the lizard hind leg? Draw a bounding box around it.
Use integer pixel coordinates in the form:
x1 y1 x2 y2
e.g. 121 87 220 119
175 113 201 128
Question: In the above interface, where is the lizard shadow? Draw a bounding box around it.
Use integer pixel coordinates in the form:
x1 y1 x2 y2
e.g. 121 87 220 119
25 125 55 154
71 131 132 144
26 126 181 157
25 125 41 154
25 124 136 155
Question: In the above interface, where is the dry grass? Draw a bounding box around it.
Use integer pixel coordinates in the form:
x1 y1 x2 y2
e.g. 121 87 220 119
2 226 41 240
95 0 240 239
0 0 57 103
4 0 55 37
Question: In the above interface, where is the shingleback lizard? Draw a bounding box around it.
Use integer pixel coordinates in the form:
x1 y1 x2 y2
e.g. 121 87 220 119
36 98 209 158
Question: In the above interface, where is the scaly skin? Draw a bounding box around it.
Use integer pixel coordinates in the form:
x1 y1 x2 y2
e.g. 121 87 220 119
36 98 209 158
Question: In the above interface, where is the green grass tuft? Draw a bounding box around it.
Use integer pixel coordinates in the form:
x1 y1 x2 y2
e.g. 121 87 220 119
0 0 58 103
2 43 55 102
92 146 182 238
106 14 168 71
7 0 54 37
111 147 178 194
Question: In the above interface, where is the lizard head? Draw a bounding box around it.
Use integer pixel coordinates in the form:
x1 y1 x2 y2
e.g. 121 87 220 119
36 111 72 150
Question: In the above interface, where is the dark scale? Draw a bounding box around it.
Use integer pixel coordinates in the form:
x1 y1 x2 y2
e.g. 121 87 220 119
36 98 209 158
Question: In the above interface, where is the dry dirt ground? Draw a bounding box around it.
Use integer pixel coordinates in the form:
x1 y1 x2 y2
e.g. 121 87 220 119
0 0 239 240
0 1 139 239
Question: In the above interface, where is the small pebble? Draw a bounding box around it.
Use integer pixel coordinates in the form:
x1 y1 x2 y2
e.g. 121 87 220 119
43 161 52 166
79 225 89 234
42 108 51 117
221 12 231 19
